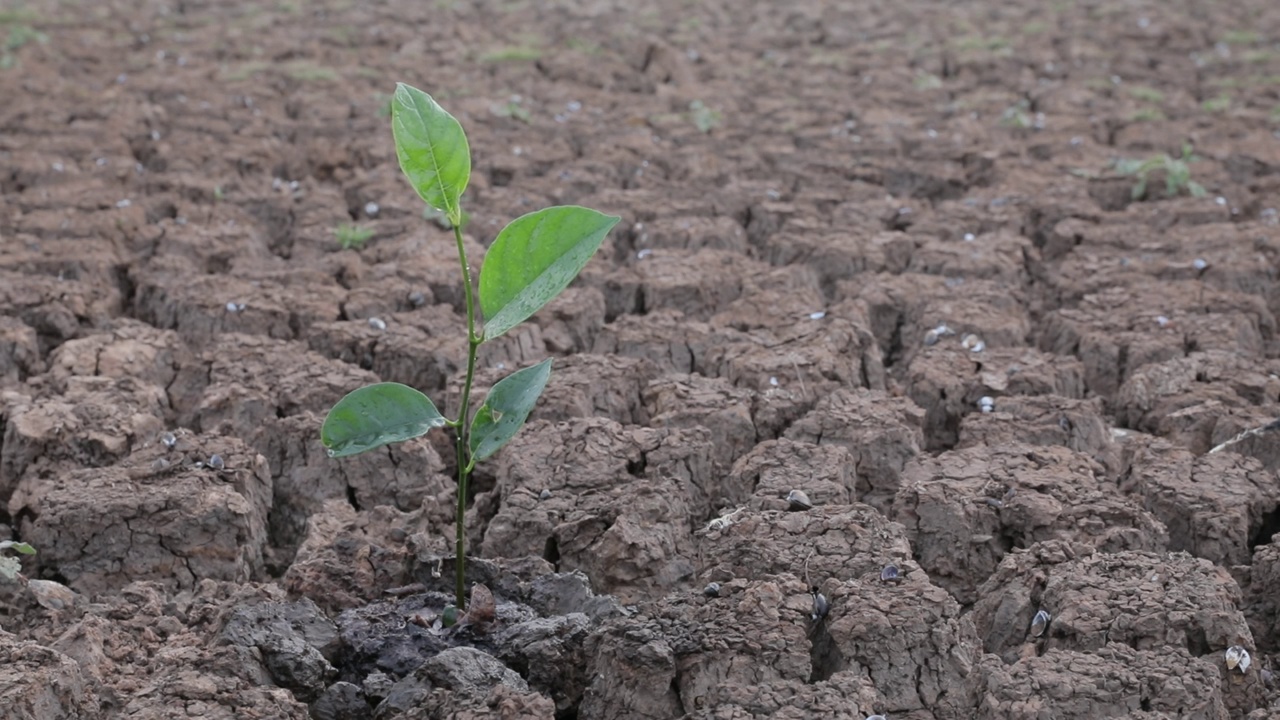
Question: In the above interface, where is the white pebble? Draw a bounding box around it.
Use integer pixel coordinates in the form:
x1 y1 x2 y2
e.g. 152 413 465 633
808 311 826 320
364 201 380 217
1192 258 1207 270
963 232 975 242
367 317 387 331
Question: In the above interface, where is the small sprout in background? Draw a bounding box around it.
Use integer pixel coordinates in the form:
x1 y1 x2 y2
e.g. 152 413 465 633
978 396 995 413
334 223 374 250
539 489 552 500
786 489 813 511
962 334 986 352
491 95 531 123
1202 95 1231 113
213 185 224 202
208 454 225 471
1114 144 1207 200
688 100 722 133
367 317 387 331
1031 609 1051 637
703 582 721 598
914 71 943 90
1225 645 1251 673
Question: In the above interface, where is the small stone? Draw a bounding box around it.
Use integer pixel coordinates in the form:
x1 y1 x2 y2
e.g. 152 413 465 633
367 317 387 331
364 201 380 217
810 590 829 622
208 454 225 471
27 579 77 611
539 489 552 500
786 489 813 511
1225 645 1251 673
408 291 427 307
703 582 721 598
1192 258 1208 270
160 431 177 450
962 334 985 353
1031 609 1051 637
880 564 901 583
978 396 995 413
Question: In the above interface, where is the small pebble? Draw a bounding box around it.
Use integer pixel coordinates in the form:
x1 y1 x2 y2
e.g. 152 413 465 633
1192 258 1208 271
808 311 826 320
769 376 779 386
1215 196 1227 206
963 232 975 242
539 489 552 500
208 454 225 471
962 334 985 353
978 396 995 413
368 317 387 331
1155 315 1169 327
1031 609 1051 637
364 201 380 217
810 589 829 622
160 431 177 450
1225 645 1251 673
408 291 427 307
786 489 813 511
880 564 901 583
703 582 721 598
225 302 245 313
636 248 652 259
116 199 132 208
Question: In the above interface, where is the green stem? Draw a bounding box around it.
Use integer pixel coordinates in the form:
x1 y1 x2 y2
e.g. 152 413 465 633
453 223 481 610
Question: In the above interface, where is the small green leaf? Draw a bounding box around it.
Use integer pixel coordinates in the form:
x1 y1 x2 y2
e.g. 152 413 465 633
391 83 471 226
0 541 35 555
470 359 552 462
479 206 619 341
322 383 446 457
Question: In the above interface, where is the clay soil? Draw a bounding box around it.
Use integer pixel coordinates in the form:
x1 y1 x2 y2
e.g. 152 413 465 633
4 0 1280 718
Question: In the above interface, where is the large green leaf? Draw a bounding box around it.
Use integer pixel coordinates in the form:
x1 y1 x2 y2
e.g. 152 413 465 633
469 359 552 462
322 383 446 457
479 206 619 341
391 83 470 226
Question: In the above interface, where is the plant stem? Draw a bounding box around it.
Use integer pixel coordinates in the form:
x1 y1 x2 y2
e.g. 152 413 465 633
452 223 481 610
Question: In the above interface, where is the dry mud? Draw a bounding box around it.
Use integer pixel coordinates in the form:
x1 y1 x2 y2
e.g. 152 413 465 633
3 0 1280 718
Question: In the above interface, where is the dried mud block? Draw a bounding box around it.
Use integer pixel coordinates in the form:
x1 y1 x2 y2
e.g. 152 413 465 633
703 317 887 436
0 270 122 350
904 345 1086 450
784 389 925 512
52 581 310 719
0 376 166 506
595 248 765 320
894 445 1167 605
377 647 553 720
582 578 884 719
283 501 417 613
633 214 749 253
975 646 1229 719
133 266 344 345
477 418 714 602
698 504 915 586
1044 221 1280 312
10 435 271 595
644 373 756 474
836 273 1032 364
1247 542 1280 652
758 227 914 297
0 316 41 385
1121 441 1280 567
709 286 828 333
44 319 189 393
906 231 1036 287
531 286 607 355
972 546 1253 669
1116 351 1280 454
0 633 99 719
732 439 860 512
1037 282 1275 399
957 395 1121 478
815 572 979 718
218 597 339 703
591 309 726 374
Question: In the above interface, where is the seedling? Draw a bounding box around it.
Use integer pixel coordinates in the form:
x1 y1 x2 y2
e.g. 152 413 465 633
689 100 721 133
0 540 36 583
1114 144 1206 200
320 83 619 611
333 223 374 250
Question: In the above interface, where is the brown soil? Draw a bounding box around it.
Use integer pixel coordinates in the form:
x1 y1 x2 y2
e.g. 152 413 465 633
3 0 1280 718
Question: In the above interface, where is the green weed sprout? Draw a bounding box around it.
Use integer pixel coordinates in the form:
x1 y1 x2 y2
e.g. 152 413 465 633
0 540 36 583
1114 144 1206 200
333 223 374 250
320 83 619 611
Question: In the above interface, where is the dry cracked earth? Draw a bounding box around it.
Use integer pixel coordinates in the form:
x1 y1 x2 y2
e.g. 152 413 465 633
3 0 1280 718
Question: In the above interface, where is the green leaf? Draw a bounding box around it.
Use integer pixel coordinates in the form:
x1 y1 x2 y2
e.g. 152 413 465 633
479 206 619 341
391 83 471 226
469 359 552 462
0 541 35 555
322 382 446 457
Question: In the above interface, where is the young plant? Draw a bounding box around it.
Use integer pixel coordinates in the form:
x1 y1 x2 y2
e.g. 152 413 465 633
333 222 374 250
1114 144 1206 200
320 83 619 612
0 540 36 583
